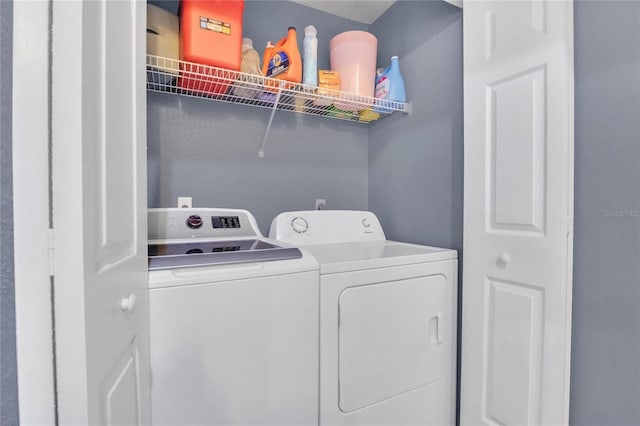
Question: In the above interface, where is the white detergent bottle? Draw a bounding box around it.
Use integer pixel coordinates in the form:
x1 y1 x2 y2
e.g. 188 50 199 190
302 25 318 87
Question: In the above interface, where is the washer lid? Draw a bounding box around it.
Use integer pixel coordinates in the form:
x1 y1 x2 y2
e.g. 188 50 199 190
303 241 457 274
148 238 302 270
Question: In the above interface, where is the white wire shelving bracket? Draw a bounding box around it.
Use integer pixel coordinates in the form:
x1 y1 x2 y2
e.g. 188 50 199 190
146 55 412 157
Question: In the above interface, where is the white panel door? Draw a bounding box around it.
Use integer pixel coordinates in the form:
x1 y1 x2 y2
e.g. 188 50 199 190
51 0 150 424
461 1 574 425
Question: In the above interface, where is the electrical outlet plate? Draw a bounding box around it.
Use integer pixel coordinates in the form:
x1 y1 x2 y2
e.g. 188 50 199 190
315 199 327 210
177 197 192 208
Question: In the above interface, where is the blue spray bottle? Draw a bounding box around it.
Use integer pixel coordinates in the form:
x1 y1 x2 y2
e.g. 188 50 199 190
374 56 406 112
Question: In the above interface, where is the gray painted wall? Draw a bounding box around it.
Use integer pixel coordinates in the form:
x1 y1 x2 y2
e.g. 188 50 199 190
147 1 370 234
368 1 463 251
571 1 640 425
0 0 18 425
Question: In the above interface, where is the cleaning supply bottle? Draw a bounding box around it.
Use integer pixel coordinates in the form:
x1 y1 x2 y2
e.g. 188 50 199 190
374 56 406 112
232 38 263 98
264 27 302 84
302 25 318 87
240 38 261 74
261 41 275 76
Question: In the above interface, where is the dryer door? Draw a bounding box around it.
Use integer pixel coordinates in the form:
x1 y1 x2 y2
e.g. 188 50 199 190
338 274 447 412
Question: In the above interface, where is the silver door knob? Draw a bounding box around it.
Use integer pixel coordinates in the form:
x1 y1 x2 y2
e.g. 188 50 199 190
120 294 137 313
496 253 510 268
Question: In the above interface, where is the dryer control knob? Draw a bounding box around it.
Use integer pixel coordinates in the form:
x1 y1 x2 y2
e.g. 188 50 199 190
291 217 309 234
362 218 371 228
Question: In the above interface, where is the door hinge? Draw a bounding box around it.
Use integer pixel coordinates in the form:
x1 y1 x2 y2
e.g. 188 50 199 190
48 228 55 277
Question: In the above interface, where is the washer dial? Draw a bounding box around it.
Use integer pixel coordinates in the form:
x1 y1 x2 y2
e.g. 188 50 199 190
186 215 203 229
291 217 309 234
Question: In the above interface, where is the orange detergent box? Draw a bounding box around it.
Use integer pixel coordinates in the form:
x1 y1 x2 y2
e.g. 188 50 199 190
179 0 245 95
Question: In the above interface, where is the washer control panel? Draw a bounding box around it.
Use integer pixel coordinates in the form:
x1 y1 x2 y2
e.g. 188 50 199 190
149 208 261 240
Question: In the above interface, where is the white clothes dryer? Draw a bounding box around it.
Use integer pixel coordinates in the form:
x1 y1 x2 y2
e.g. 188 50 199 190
148 208 319 426
270 210 458 426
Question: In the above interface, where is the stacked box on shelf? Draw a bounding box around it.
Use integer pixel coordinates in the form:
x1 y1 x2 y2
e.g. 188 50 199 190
147 4 179 90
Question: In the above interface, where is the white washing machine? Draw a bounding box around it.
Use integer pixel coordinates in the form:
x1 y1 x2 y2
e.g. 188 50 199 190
148 208 319 426
270 210 458 426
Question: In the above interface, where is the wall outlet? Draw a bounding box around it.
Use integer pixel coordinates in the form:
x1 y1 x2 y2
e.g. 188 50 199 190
315 199 327 210
177 197 192 208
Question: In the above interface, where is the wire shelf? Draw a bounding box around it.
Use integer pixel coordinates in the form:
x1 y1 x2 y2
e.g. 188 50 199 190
146 55 411 124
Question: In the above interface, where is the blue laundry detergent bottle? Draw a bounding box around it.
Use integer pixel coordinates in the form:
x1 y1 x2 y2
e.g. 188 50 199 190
374 56 406 113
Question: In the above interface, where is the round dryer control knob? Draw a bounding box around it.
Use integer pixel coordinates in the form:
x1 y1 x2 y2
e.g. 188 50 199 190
291 217 309 234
